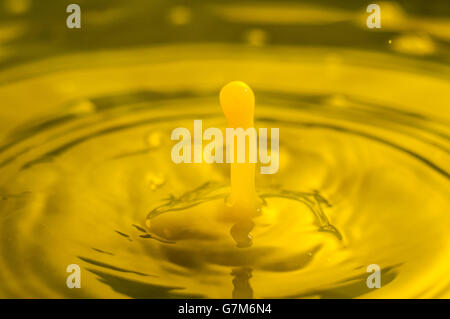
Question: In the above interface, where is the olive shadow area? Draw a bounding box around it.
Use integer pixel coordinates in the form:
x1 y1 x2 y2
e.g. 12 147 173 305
272 265 399 299
78 256 151 277
86 268 203 299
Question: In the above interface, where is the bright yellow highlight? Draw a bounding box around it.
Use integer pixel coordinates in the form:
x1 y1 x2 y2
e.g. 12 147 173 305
220 81 258 218
220 81 255 128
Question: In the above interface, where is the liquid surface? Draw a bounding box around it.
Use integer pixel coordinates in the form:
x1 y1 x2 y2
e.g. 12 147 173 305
0 1 449 298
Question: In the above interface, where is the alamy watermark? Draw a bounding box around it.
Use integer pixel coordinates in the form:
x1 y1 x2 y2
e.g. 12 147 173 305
366 4 381 29
66 264 81 288
171 120 279 174
66 4 81 29
366 264 381 289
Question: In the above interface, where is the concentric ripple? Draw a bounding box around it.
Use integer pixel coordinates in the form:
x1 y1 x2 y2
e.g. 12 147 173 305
0 45 449 298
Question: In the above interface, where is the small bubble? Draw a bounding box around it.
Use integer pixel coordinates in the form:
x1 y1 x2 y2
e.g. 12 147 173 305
146 173 165 191
147 131 161 148
224 196 235 208
326 94 348 107
169 6 191 26
69 99 96 115
245 28 267 47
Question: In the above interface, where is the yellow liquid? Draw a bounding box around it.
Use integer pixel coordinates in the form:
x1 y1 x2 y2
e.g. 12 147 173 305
0 2 449 299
